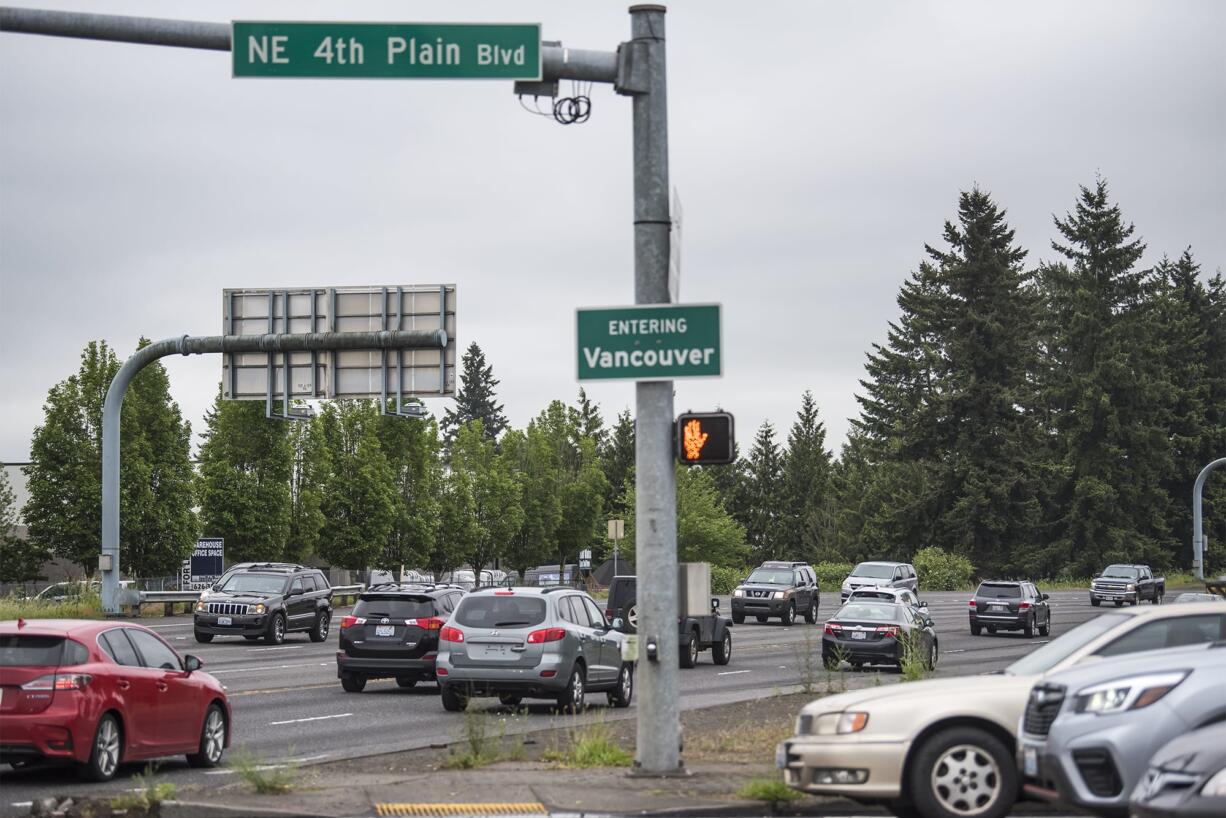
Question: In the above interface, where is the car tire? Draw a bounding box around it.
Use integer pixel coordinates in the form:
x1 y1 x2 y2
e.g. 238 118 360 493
186 704 226 768
608 664 633 708
194 631 213 644
732 611 745 624
1038 616 1050 637
266 613 287 645
781 602 796 627
925 640 938 671
1152 593 1163 605
1128 599 1138 606
1090 597 1101 607
557 665 586 713
680 630 698 669
498 693 523 707
986 626 996 634
755 615 768 623
970 623 982 636
80 713 122 782
712 630 732 666
822 652 840 671
440 684 468 712
887 798 923 818
309 610 330 643
804 599 818 624
908 726 1017 818
340 673 366 693
1023 616 1034 639
1114 600 1124 607
396 677 417 689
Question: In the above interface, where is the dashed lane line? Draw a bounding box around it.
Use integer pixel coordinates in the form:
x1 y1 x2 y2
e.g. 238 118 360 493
209 661 331 675
717 669 752 676
268 712 352 726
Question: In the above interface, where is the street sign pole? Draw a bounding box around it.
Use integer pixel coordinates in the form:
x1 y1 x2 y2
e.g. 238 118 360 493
628 4 681 775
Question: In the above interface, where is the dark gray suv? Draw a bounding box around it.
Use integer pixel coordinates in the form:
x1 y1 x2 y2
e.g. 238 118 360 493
435 587 633 713
193 563 332 645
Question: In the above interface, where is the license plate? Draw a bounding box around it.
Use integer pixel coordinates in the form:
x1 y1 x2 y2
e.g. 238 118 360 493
1099 594 1115 600
851 631 867 640
991 604 1006 611
375 625 396 637
1023 747 1038 777
217 616 232 626
481 644 508 657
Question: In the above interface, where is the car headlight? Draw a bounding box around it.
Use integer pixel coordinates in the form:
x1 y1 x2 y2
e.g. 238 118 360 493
253 603 267 615
1126 584 1136 591
194 600 205 612
1203 767 1226 797
198 589 211 601
773 591 786 600
733 589 744 598
1075 671 1188 714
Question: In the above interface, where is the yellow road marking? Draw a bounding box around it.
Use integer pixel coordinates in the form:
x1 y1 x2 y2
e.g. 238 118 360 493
374 805 546 817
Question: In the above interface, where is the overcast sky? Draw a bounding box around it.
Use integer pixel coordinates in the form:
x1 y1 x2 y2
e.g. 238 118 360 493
2 0 1224 473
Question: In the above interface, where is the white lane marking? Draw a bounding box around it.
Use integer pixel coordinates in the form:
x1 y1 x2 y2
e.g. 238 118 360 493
268 712 352 726
247 645 306 652
11 803 33 809
718 669 752 676
944 649 967 654
210 661 324 675
144 621 195 629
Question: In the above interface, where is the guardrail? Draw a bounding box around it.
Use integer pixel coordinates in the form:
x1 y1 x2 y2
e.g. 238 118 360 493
133 584 366 615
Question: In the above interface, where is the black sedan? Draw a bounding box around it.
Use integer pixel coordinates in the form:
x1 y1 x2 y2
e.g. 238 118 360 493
1131 721 1226 818
821 600 937 672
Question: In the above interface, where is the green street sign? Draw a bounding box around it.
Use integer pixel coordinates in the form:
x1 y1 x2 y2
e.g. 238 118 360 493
576 304 722 381
232 22 541 79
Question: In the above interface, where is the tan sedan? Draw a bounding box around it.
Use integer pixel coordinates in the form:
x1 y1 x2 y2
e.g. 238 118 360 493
776 602 1226 818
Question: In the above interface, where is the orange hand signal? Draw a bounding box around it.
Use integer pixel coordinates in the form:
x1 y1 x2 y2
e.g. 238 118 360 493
682 418 709 460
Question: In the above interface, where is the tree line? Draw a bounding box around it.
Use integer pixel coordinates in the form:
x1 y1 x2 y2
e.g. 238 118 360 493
5 178 1223 584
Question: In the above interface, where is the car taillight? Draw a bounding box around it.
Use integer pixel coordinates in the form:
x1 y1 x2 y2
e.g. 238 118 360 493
22 673 92 691
340 616 365 630
494 589 514 596
875 625 901 638
1019 602 1031 610
526 627 567 644
824 623 842 635
440 626 465 643
409 617 444 631
968 600 977 607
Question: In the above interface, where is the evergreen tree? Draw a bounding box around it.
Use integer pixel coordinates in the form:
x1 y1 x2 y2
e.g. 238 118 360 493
441 342 508 443
1037 179 1172 573
742 422 785 561
376 413 441 574
601 409 635 515
1 466 46 583
318 402 397 572
286 416 329 563
196 392 293 565
572 389 608 453
780 391 833 560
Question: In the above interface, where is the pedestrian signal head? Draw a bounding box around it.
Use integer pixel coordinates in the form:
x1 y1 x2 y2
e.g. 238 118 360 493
675 412 734 465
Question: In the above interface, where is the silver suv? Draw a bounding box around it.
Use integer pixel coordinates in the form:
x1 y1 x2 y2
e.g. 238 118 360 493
435 587 633 713
840 561 919 603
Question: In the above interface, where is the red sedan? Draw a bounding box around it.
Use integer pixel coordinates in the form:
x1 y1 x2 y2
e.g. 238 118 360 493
0 619 231 780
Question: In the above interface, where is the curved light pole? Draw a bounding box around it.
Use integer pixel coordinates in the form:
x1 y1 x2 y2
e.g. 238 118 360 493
1193 457 1226 580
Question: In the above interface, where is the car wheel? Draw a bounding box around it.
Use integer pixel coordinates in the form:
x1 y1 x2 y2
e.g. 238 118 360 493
755 615 768 623
925 641 938 671
1090 597 1101 607
712 630 732 666
1152 593 1163 605
970 623 982 636
266 613 286 645
440 684 468 712
1023 616 1035 639
822 652 840 671
626 603 639 632
731 611 745 624
396 677 417 689
340 673 366 693
187 704 226 768
680 630 698 668
1128 599 1138 606
804 599 818 624
194 631 213 644
498 693 523 707
608 664 633 708
1038 615 1050 637
781 602 796 626
309 610 330 643
80 713 121 782
909 727 1016 818
1114 600 1124 607
557 665 586 713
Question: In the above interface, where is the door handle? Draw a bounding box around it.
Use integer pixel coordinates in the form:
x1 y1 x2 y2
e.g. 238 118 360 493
157 682 169 692
116 680 130 690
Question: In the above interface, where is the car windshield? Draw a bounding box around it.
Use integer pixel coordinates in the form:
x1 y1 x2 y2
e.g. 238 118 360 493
0 635 66 666
1004 613 1129 675
454 595 547 628
834 602 901 622
1101 565 1140 579
850 589 896 600
977 584 1021 598
218 574 287 595
850 563 896 579
746 569 791 585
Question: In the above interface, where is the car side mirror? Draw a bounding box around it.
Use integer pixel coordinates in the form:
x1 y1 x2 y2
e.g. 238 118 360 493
184 655 203 673
611 617 625 631
711 598 720 610
1040 593 1050 601
919 601 929 609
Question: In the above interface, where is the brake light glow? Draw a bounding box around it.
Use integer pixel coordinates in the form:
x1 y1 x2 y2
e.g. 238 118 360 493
527 627 567 644
875 625 901 638
824 623 842 635
340 616 365 630
968 600 977 607
494 589 515 596
408 617 444 630
21 673 92 691
440 626 465 643
1019 602 1031 610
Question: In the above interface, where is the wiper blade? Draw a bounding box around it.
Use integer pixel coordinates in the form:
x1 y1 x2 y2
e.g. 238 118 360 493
493 620 531 627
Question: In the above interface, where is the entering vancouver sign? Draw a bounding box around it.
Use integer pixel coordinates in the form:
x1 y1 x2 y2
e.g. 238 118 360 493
232 22 542 80
577 304 722 381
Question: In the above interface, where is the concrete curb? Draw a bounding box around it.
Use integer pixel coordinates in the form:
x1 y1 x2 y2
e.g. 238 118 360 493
162 800 337 818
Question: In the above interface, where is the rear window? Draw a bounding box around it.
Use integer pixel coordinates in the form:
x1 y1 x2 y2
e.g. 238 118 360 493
835 602 902 622
354 596 436 619
0 635 87 666
455 595 547 628
977 584 1022 599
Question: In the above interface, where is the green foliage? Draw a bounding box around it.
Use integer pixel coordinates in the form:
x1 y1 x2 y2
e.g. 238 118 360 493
376 413 440 573
533 401 609 570
111 767 176 809
286 416 329 563
710 564 748 595
742 422 785 562
230 750 299 794
442 342 508 444
544 718 633 768
780 391 834 562
0 591 103 621
737 777 800 804
318 401 397 571
500 425 562 577
1 467 46 583
912 547 974 591
812 562 854 589
451 421 524 577
623 466 749 569
601 408 635 516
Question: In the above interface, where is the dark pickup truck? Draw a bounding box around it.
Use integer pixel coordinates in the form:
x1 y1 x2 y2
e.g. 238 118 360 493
1090 563 1165 607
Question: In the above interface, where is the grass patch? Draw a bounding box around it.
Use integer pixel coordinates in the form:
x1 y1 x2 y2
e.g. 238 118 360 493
110 768 176 810
899 630 931 683
0 592 103 621
793 626 822 694
738 776 800 804
229 749 299 794
542 718 632 768
686 716 794 764
443 708 526 769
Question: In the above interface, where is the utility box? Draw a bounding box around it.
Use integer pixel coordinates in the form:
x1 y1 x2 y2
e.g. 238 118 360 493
678 562 712 618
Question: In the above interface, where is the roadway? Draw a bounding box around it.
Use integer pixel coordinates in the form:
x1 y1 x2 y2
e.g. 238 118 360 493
1 588 1113 814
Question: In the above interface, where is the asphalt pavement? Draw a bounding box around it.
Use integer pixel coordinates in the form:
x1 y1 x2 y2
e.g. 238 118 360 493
0 588 1120 815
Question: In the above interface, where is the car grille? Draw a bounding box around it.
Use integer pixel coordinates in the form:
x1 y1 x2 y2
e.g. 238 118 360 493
207 602 250 616
1073 748 1123 797
749 590 771 598
1023 683 1065 737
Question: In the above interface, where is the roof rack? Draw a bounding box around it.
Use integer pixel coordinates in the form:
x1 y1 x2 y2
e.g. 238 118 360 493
363 582 465 593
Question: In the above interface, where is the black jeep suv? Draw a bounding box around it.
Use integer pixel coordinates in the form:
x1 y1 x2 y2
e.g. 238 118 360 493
194 563 333 645
731 561 820 625
337 583 465 692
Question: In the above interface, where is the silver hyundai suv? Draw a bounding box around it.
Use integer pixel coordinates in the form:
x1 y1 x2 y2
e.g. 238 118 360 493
435 587 633 712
